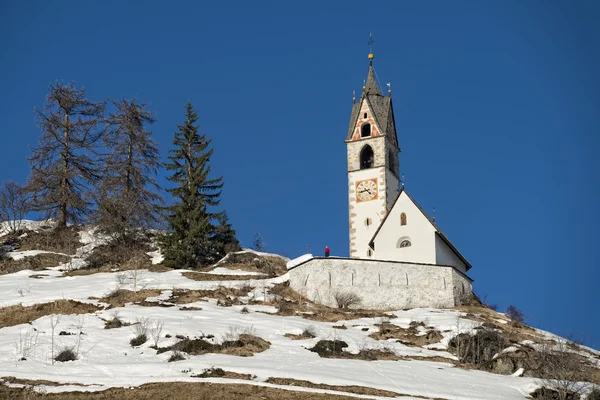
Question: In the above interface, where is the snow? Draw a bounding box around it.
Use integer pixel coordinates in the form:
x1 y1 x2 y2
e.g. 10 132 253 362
6 250 67 260
146 249 164 265
204 267 265 276
286 254 313 270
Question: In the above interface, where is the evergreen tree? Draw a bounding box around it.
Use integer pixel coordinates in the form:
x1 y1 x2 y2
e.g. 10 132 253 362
97 98 162 237
160 101 237 268
27 82 106 227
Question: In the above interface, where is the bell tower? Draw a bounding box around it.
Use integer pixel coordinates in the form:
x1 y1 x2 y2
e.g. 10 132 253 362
346 49 400 258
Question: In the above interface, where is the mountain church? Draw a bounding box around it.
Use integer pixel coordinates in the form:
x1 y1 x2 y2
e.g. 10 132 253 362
287 49 474 310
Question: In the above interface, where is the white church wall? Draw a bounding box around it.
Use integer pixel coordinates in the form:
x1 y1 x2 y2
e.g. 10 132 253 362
348 166 387 258
288 257 472 309
372 193 436 264
435 235 468 274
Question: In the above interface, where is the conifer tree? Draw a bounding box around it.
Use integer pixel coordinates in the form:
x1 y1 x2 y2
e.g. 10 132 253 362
97 98 162 237
160 101 238 268
27 82 106 227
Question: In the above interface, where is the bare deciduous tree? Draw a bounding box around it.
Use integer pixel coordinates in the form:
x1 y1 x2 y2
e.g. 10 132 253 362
97 98 162 237
539 341 591 400
27 82 106 228
0 181 29 234
334 291 362 309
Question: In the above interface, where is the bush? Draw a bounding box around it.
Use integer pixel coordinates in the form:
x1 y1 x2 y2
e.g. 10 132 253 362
506 305 525 324
448 329 510 369
240 306 249 314
334 291 362 309
302 326 317 338
167 350 185 362
130 334 147 347
309 340 348 356
54 347 77 362
197 367 226 378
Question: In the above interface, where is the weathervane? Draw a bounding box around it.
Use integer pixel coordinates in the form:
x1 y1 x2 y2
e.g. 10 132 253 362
352 89 356 103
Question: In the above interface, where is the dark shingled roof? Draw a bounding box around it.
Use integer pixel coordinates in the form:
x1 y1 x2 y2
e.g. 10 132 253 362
346 64 399 147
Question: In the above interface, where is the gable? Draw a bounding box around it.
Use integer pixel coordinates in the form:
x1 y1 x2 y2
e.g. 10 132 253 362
348 98 383 141
369 189 472 271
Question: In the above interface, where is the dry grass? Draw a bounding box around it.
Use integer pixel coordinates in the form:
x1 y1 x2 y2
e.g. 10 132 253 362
17 226 81 255
370 322 443 347
0 253 71 275
309 340 400 361
264 377 439 399
0 381 363 399
209 252 288 277
169 286 253 304
0 300 102 328
181 271 268 281
93 289 161 308
191 367 255 380
161 334 271 358
63 263 170 277
268 282 392 323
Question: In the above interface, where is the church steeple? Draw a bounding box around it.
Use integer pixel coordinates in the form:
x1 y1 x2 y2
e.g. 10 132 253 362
364 64 382 96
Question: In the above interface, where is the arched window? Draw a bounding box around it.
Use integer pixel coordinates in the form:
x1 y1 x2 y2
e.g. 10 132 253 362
360 145 374 169
397 237 411 248
363 112 368 119
361 123 371 137
400 212 407 226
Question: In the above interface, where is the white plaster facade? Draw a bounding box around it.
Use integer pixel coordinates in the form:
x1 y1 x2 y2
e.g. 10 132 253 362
368 190 470 274
288 257 473 309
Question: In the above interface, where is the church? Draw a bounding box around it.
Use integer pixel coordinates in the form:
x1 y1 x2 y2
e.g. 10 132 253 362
287 50 473 310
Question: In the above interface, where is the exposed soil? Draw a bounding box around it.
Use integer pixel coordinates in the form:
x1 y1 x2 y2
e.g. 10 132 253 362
0 253 71 275
181 271 269 281
0 381 362 400
0 300 102 328
159 334 270 357
169 287 253 304
92 289 161 308
308 340 400 361
370 322 443 347
205 251 288 277
191 367 255 380
264 377 409 398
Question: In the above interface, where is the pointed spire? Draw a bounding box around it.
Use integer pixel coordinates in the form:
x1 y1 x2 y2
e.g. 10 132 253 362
364 64 382 95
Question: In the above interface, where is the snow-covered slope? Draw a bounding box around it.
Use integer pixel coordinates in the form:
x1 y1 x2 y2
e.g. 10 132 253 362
0 225 598 399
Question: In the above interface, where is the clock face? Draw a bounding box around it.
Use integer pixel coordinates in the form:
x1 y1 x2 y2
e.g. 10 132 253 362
356 179 378 202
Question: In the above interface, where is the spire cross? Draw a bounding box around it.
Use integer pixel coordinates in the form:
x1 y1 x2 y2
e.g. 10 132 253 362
368 33 374 54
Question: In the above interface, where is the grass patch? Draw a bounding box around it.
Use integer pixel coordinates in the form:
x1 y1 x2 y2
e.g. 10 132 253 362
130 334 148 347
93 289 161 308
169 286 253 304
181 271 268 281
162 334 270 357
308 340 400 361
191 367 255 380
265 377 409 398
0 381 363 399
370 322 443 347
15 226 81 255
0 300 102 328
268 282 392 323
0 253 71 275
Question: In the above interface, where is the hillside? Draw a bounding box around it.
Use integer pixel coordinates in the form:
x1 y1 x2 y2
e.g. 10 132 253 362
0 222 599 400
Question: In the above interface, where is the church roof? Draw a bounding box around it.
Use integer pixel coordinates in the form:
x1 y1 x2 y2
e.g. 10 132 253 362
346 65 399 147
368 189 473 271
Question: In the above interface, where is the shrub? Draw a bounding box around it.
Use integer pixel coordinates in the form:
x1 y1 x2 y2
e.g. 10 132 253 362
334 291 362 309
448 329 510 369
130 334 148 347
240 306 249 314
302 325 317 338
197 367 226 378
309 340 348 357
54 347 77 362
506 305 525 324
168 350 185 362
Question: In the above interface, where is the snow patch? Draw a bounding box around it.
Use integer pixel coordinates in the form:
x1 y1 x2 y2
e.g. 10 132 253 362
286 254 313 270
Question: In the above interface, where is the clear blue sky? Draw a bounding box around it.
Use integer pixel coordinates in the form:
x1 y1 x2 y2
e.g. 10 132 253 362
2 1 599 348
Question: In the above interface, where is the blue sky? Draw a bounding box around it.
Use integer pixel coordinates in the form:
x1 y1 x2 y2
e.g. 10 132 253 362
2 1 599 348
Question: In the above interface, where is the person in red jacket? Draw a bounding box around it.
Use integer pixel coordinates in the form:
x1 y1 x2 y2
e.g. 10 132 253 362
324 246 330 257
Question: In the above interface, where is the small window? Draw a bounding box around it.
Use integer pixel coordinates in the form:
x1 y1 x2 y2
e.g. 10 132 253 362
365 217 372 226
399 240 411 248
367 249 373 257
400 212 407 226
363 112 368 119
361 123 371 138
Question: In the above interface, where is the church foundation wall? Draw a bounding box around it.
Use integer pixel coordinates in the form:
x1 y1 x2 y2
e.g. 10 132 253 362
288 257 473 310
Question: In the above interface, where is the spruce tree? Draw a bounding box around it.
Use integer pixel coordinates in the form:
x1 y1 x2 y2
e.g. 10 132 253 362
160 101 237 268
97 98 162 237
27 82 106 227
